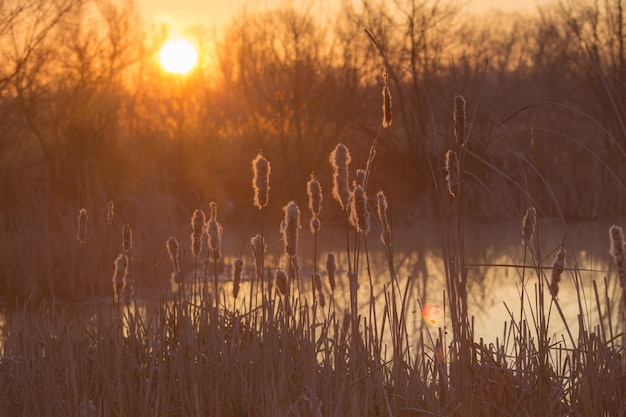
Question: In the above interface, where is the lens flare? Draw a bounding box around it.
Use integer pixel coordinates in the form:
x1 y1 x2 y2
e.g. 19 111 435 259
421 303 445 327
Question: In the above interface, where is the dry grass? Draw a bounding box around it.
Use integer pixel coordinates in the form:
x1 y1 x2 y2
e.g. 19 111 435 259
1 68 626 416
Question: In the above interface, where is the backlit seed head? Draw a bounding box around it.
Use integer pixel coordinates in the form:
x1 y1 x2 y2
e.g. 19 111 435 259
251 234 265 278
280 201 301 258
252 153 271 209
550 247 566 297
76 208 88 244
382 67 392 128
609 225 626 288
522 207 536 248
314 272 325 308
275 269 290 297
232 258 244 299
206 202 222 261
307 173 323 217
310 217 321 234
326 253 336 291
190 209 205 257
106 201 114 226
350 185 370 234
330 143 352 210
377 190 391 246
356 169 366 188
122 224 132 254
454 95 466 146
445 150 460 197
112 253 128 303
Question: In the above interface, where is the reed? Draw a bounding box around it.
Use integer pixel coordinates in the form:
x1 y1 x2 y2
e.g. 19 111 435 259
2 62 626 417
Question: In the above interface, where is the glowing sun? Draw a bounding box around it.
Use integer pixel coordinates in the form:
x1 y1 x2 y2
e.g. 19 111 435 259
159 38 198 75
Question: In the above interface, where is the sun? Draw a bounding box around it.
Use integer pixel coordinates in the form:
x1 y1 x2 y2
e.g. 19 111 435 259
159 38 199 75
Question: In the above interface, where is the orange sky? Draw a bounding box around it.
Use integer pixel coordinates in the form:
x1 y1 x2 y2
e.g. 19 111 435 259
138 0 537 32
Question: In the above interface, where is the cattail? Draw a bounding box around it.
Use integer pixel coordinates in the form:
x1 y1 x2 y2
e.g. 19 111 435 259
341 309 351 340
609 225 626 288
522 207 536 248
326 253 336 291
307 174 323 233
330 143 351 210
76 208 88 244
288 256 300 281
314 272 326 307
356 169 366 188
122 224 132 254
280 201 301 259
190 209 205 258
232 258 243 299
350 185 370 234
445 150 460 197
307 173 322 217
166 236 182 284
106 201 114 226
121 268 135 305
206 202 222 261
275 269 289 297
252 153 271 209
382 66 392 128
377 191 392 247
454 95 466 146
112 253 128 303
275 268 291 315
251 234 265 279
310 218 321 234
550 247 566 297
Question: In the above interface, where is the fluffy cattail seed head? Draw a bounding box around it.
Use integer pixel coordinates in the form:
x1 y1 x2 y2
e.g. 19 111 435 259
356 169 366 188
550 247 566 297
106 201 114 226
275 268 291 316
275 269 290 297
445 150 460 197
307 174 323 234
112 253 128 303
377 191 391 247
382 67 392 128
341 309 351 339
314 272 326 307
307 173 322 217
166 236 182 284
190 209 205 257
121 270 135 305
310 218 321 234
251 234 265 279
330 143 351 211
232 258 243 299
350 185 370 234
76 208 88 244
280 201 301 259
122 224 132 254
522 207 536 248
609 225 626 288
326 253 336 291
252 153 271 209
454 95 466 146
206 202 222 261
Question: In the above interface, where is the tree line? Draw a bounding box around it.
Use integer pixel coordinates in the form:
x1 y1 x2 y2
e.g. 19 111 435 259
0 0 624 223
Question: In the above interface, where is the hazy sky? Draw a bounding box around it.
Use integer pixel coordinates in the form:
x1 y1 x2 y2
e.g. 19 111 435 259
138 0 537 33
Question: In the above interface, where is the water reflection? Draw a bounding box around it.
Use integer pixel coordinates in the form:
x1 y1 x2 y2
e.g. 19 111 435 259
0 218 623 349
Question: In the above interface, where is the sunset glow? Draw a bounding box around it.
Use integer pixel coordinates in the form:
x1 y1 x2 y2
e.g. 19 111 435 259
158 38 198 75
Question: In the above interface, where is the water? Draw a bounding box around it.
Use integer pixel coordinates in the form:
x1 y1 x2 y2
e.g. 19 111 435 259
0 217 623 350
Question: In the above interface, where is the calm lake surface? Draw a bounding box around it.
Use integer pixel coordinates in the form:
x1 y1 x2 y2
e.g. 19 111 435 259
1 217 624 348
